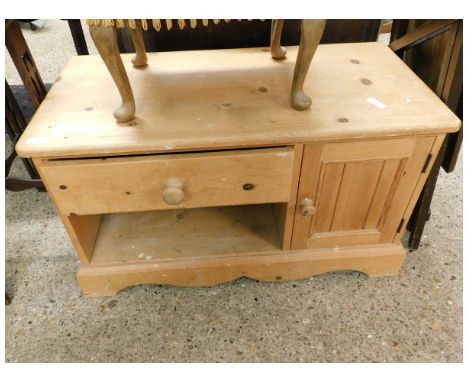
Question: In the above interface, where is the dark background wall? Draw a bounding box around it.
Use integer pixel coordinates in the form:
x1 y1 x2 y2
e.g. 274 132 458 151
116 19 382 52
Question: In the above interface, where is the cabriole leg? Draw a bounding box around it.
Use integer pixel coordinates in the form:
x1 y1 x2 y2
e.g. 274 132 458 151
89 25 136 123
291 19 326 111
128 20 148 68
271 19 286 59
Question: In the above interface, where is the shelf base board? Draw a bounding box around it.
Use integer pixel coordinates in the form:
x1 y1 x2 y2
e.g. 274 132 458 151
77 243 406 296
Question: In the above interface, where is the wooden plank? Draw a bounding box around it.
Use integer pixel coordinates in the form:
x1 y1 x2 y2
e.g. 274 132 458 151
379 21 393 34
68 214 103 260
273 144 304 250
38 147 295 216
91 204 281 265
435 25 458 97
390 20 409 43
390 20 409 59
443 127 462 173
272 203 288 249
389 20 457 53
379 136 436 242
5 177 43 192
321 138 415 162
408 137 447 249
403 20 461 110
16 43 461 159
441 21 463 109
67 20 89 55
441 21 463 173
313 162 345 233
393 134 446 243
33 158 98 263
291 144 323 249
364 159 402 228
78 243 406 296
308 228 381 248
5 20 47 108
5 79 41 180
330 160 383 231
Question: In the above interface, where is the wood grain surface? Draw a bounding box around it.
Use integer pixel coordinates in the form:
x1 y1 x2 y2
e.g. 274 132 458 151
17 43 460 159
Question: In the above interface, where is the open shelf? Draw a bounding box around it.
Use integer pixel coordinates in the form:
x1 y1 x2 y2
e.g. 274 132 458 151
89 204 282 265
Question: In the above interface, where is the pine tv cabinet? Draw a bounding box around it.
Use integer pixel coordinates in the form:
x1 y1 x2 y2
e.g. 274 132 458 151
17 43 461 296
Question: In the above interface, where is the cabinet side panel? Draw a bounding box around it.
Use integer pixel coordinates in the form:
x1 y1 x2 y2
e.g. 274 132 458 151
392 134 447 243
379 136 437 242
68 214 103 261
32 158 101 264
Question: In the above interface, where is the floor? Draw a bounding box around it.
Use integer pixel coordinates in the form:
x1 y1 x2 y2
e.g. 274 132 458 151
5 20 463 362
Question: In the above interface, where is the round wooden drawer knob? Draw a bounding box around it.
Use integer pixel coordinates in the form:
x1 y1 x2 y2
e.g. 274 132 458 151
301 198 316 217
162 178 184 205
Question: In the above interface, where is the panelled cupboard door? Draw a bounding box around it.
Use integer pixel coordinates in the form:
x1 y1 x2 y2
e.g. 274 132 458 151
291 137 438 249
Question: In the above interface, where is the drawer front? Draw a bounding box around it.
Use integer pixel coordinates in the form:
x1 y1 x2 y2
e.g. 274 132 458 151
39 147 295 215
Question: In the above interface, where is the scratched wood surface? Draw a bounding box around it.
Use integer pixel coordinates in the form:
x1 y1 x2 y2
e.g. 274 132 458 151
17 43 460 159
291 135 440 249
90 204 282 265
36 147 295 216
78 243 406 296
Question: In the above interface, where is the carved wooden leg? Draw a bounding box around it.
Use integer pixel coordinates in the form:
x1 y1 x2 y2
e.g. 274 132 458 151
128 20 148 68
271 19 286 59
291 19 326 111
89 25 135 123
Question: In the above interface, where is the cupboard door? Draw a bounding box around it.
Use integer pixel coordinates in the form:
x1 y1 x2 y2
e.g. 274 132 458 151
292 137 439 249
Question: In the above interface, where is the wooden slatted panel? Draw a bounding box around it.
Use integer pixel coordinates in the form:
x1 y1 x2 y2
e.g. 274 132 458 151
380 136 436 242
330 160 383 231
364 159 404 229
312 162 345 233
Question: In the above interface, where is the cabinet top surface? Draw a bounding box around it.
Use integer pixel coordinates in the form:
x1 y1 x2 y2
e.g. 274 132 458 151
17 42 460 158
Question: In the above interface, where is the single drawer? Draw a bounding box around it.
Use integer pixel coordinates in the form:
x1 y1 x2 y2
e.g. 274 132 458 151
38 147 295 216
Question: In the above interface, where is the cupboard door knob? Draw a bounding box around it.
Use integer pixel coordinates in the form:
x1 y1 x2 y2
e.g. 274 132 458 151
162 178 184 205
301 198 316 217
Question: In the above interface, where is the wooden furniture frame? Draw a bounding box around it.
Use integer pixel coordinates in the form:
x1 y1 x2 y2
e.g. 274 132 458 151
5 20 48 191
5 20 47 108
88 19 326 122
66 19 89 56
5 20 49 304
5 80 44 191
16 43 460 296
390 19 463 249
